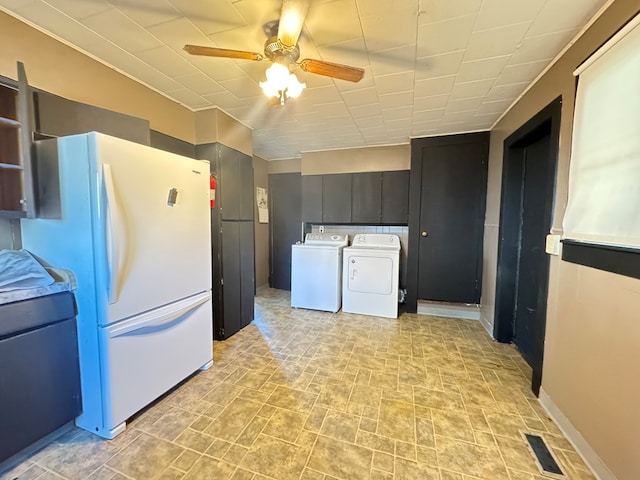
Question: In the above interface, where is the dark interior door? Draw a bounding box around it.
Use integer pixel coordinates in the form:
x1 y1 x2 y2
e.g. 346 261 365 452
416 139 488 303
269 173 301 290
514 134 552 374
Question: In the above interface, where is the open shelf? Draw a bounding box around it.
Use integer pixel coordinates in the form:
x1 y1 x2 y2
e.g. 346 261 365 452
0 63 34 217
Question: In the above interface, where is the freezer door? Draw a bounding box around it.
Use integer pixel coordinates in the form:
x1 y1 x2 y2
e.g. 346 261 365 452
101 292 213 437
91 133 212 325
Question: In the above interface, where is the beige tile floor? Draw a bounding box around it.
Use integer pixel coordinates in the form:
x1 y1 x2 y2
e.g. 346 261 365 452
2 288 596 480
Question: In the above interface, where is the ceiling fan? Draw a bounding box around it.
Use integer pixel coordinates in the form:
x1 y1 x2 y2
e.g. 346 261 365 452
183 0 365 104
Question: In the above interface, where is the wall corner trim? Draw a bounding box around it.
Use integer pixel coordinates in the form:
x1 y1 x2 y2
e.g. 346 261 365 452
479 314 493 338
538 388 617 480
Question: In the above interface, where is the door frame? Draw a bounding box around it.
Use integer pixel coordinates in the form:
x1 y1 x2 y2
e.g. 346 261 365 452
493 96 562 394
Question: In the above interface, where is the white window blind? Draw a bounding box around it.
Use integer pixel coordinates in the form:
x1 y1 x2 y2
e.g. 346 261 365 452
562 13 640 248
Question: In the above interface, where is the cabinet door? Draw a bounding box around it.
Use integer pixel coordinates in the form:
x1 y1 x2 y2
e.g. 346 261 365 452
322 173 352 223
352 172 381 224
239 221 255 328
382 170 410 224
1 63 35 218
301 175 322 222
239 153 254 221
220 221 241 338
218 147 241 220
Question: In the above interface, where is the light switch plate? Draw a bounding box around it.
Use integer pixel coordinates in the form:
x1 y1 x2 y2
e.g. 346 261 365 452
545 234 561 256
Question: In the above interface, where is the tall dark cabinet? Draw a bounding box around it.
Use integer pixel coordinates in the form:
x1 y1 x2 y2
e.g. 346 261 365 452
196 143 255 340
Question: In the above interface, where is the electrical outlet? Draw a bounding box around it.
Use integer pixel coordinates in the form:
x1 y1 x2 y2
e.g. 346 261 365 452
319 226 325 233
545 234 561 256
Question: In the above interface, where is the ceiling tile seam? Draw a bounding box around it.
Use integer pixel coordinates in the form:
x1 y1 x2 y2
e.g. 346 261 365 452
134 7 255 99
173 0 251 37
128 1 261 105
405 0 420 143
0 4 201 113
40 0 209 105
344 0 377 144
420 0 482 129
490 0 617 130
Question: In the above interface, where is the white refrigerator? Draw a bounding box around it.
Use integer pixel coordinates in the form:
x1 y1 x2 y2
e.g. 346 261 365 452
21 132 213 439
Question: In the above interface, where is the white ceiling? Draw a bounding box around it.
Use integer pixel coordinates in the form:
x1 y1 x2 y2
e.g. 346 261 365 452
1 0 609 159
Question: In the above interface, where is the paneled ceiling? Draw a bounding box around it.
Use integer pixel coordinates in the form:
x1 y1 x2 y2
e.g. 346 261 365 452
0 0 609 159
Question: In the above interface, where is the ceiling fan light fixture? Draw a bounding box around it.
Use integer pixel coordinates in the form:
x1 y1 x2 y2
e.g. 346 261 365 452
260 62 306 104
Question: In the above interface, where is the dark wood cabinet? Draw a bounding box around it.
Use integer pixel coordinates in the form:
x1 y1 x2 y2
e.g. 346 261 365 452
0 63 35 218
352 172 381 223
219 220 254 337
0 291 81 468
301 175 322 222
322 173 352 223
196 143 255 340
300 171 410 225
382 170 410 224
218 144 254 221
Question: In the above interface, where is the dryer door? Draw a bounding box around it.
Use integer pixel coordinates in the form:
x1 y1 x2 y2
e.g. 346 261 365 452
345 254 393 294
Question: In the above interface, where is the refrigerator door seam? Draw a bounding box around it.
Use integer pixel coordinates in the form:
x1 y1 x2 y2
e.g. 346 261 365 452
108 292 211 337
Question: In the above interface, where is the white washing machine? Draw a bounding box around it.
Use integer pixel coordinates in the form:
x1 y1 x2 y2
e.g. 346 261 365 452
291 233 349 312
342 234 401 319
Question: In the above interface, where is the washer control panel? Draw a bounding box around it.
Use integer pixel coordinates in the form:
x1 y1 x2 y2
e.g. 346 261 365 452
303 233 349 246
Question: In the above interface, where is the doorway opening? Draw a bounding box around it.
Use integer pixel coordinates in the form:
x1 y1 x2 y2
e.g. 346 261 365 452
494 97 562 395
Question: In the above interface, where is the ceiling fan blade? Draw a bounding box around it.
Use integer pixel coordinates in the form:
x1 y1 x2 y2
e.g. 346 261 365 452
277 0 310 48
183 45 263 61
299 59 365 83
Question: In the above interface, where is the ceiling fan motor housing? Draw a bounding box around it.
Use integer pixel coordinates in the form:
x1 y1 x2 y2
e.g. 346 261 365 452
264 36 301 65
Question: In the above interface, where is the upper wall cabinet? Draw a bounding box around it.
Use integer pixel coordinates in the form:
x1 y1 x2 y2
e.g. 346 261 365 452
0 63 35 218
301 175 322 223
301 170 410 225
216 144 253 221
322 173 352 223
352 172 381 223
381 170 410 224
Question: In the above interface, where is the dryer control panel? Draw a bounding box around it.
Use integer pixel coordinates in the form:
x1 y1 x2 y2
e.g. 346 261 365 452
351 234 400 250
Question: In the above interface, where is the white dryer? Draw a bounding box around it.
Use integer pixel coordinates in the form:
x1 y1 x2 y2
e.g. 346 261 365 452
291 233 349 312
342 234 401 318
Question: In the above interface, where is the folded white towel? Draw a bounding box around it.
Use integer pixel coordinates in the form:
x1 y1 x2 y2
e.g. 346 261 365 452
0 249 54 292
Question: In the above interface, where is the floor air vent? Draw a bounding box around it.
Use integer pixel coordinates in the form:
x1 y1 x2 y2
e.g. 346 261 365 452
524 433 564 476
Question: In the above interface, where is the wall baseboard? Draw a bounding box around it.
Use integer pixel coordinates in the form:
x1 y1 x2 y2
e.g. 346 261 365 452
417 301 480 321
479 313 493 337
538 388 617 480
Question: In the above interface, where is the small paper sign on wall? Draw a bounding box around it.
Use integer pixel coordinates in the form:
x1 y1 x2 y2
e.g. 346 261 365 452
257 187 268 223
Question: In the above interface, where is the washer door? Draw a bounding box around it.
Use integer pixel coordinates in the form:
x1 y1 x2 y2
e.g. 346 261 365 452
345 255 393 294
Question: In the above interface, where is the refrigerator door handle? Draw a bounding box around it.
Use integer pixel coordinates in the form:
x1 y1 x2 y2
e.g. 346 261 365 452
108 292 211 338
103 164 124 304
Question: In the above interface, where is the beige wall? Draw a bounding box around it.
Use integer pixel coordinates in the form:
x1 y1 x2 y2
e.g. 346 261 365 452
301 144 410 175
195 109 252 156
483 1 640 478
0 12 194 142
253 156 269 288
267 158 302 174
